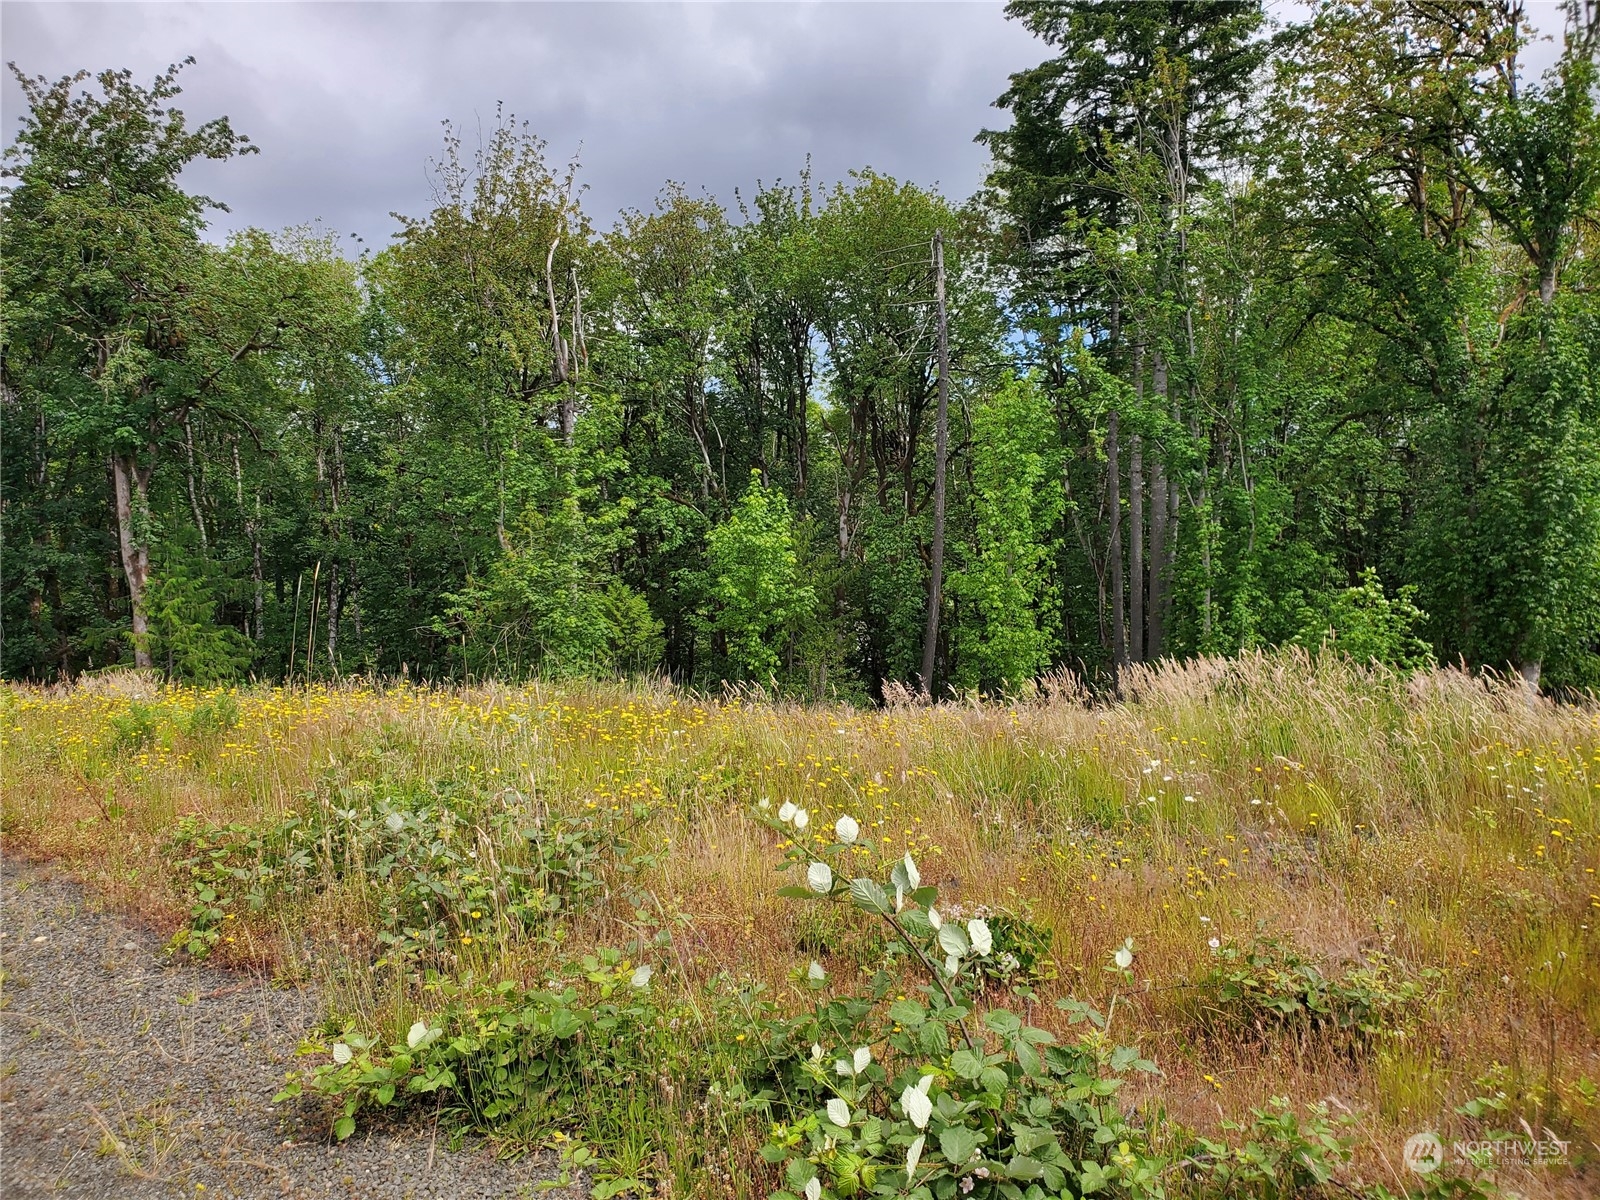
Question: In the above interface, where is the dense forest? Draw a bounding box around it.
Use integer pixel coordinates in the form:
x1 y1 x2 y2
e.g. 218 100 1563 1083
4 0 1598 697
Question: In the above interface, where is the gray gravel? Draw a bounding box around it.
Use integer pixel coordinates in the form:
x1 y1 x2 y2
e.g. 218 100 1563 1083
0 860 583 1199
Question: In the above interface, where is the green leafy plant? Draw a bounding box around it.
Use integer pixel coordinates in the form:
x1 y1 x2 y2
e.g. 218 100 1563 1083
1185 1097 1355 1198
704 472 816 682
107 700 166 755
161 815 306 956
1293 571 1434 673
142 554 255 684
185 691 240 737
159 784 642 960
275 950 778 1194
1188 933 1430 1048
755 801 1167 1198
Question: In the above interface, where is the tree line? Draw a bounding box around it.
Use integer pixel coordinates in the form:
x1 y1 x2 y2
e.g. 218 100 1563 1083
4 0 1598 696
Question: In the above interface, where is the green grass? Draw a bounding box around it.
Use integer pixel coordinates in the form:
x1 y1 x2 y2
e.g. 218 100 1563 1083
2 651 1596 1198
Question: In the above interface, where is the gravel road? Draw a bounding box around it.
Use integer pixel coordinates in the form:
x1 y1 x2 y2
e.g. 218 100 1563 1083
0 859 582 1199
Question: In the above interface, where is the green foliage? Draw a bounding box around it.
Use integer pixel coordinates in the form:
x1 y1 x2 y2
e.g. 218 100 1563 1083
599 579 666 674
143 553 255 684
185 691 241 738
1293 571 1434 673
753 804 1384 1199
435 498 651 680
759 803 1170 1198
107 700 165 755
159 784 644 961
275 953 776 1193
7 7 1598 697
1186 1097 1355 1199
1189 933 1430 1047
705 473 816 681
948 375 1064 693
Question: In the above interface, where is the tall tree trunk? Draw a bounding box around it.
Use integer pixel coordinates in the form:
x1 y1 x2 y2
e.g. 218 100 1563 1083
1197 477 1213 644
1165 433 1180 642
920 230 951 698
1147 351 1169 659
252 494 265 643
230 438 266 644
348 561 363 648
791 316 812 496
325 423 345 673
183 412 207 552
1129 339 1146 663
1107 409 1127 671
326 561 341 673
111 452 153 669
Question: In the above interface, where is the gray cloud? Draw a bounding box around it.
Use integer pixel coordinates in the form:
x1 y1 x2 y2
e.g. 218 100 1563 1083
2 2 1041 247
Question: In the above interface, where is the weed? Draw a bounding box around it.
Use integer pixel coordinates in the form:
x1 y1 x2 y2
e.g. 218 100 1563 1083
4 655 1596 1197
1185 932 1431 1050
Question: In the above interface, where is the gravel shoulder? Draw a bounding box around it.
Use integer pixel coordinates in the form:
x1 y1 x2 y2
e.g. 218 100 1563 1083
0 858 582 1199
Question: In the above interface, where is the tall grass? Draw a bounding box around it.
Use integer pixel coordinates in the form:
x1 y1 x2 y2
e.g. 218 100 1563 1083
3 650 1595 1197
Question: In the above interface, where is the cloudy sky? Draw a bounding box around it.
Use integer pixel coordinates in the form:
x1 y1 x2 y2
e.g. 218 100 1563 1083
2 2 1048 247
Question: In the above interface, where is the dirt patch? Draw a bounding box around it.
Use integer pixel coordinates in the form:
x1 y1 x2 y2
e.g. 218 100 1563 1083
0 860 582 1199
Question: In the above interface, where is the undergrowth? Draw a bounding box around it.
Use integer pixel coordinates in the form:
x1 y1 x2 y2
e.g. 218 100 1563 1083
2 652 1594 1197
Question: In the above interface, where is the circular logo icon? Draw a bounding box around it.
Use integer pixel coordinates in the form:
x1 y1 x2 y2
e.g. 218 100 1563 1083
1404 1132 1444 1174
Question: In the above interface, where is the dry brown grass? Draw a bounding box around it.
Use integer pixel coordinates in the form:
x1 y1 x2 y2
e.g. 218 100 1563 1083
2 651 1596 1196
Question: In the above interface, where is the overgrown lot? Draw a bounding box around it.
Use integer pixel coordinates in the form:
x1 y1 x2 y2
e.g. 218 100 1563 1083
3 653 1596 1199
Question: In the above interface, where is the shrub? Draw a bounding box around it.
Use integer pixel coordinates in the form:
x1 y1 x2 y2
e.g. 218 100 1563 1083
141 556 254 684
161 784 644 961
704 472 816 681
186 691 241 737
1293 570 1434 672
1187 932 1431 1049
756 801 1167 1198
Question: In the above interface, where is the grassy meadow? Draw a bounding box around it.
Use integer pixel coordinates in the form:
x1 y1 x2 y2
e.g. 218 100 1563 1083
2 652 1596 1199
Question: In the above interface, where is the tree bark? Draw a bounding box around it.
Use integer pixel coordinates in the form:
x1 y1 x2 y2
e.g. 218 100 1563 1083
230 439 265 643
1129 338 1145 663
183 412 207 552
326 423 345 672
1147 351 1169 659
111 453 153 669
920 230 951 699
1107 409 1127 671
1538 259 1556 308
326 561 341 672
252 495 265 643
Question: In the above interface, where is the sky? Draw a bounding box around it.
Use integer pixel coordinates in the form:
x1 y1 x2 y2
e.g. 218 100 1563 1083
2 1 1572 251
1 1 1046 248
